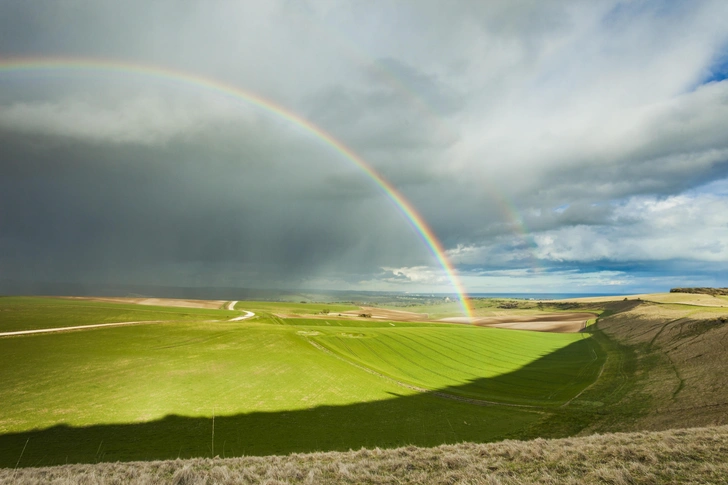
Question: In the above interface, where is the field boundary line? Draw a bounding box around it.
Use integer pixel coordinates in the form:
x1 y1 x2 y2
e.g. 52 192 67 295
304 338 543 410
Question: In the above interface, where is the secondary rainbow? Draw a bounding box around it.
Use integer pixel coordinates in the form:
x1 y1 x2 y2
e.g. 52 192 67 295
0 56 474 318
289 18 544 275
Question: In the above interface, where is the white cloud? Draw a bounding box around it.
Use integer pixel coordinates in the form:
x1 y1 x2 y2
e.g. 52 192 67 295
0 91 269 146
459 269 633 293
532 190 728 263
0 98 199 145
379 266 451 286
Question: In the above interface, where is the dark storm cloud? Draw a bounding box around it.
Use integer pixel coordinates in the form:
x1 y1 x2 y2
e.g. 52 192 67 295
2 0 728 293
0 106 441 290
371 58 464 115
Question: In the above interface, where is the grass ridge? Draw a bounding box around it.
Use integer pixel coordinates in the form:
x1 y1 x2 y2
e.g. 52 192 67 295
3 425 727 484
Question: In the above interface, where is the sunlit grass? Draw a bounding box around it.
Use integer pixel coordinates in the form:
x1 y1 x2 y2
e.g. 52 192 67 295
313 325 600 405
231 300 360 316
0 320 406 433
0 296 236 332
0 297 605 465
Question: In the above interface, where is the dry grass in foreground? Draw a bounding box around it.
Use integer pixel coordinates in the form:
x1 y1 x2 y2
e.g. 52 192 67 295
2 425 727 484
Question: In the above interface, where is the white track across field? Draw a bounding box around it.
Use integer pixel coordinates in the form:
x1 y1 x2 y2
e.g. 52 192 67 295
0 300 255 337
0 320 166 337
226 301 256 321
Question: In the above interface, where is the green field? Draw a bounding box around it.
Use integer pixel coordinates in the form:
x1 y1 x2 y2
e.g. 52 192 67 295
232 300 359 315
381 298 604 319
0 297 237 333
309 322 599 406
0 297 607 467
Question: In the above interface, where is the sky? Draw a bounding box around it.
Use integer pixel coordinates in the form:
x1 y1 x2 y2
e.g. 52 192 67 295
1 0 728 295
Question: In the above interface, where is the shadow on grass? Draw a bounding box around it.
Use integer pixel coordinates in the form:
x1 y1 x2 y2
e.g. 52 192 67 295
0 338 604 468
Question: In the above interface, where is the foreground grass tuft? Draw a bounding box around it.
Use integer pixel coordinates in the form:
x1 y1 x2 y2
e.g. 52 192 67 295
2 425 727 484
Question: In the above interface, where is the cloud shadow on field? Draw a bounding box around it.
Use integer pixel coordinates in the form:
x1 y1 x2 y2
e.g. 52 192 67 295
0 338 604 468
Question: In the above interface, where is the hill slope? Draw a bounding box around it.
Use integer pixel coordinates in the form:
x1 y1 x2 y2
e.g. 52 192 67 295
2 425 727 484
3 295 728 483
0 297 604 466
584 300 728 433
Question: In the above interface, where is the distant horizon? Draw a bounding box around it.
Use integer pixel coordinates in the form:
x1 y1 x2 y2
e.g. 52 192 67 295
0 278 665 300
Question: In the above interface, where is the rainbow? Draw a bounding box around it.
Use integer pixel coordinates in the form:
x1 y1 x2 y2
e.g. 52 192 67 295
283 16 543 275
0 57 474 318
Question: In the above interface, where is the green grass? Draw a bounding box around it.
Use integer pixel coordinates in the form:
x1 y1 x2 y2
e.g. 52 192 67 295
659 302 728 313
231 301 360 316
0 297 608 466
1 319 408 431
379 301 464 318
279 317 445 328
311 324 600 406
380 299 606 320
0 297 236 332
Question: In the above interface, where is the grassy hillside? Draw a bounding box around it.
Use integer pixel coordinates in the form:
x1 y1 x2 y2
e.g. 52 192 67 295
3 425 727 484
309 321 599 405
583 300 728 433
381 298 604 319
3 294 726 472
640 292 728 306
228 300 360 316
670 287 728 296
0 297 605 467
0 297 236 332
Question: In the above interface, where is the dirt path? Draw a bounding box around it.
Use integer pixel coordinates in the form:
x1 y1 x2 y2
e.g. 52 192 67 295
229 311 255 321
1 300 256 338
226 301 255 321
233 310 255 322
0 320 167 337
